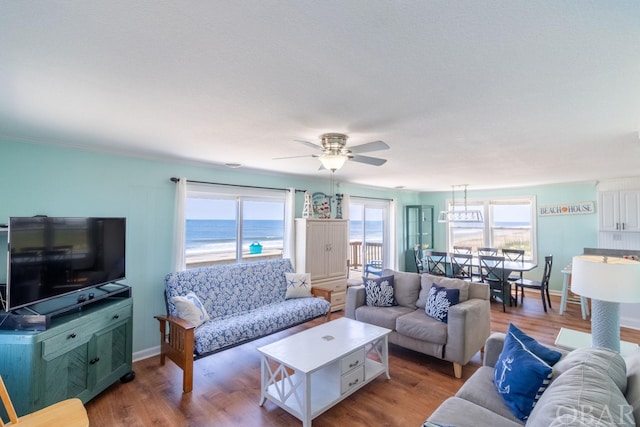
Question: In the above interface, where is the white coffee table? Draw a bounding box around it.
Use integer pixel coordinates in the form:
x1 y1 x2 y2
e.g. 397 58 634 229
555 327 639 357
258 317 391 427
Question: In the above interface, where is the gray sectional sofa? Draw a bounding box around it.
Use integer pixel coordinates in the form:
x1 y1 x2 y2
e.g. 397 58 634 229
345 269 491 378
427 332 640 426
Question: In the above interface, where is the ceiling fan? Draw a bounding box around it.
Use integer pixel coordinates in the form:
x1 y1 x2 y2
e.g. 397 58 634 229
274 133 389 171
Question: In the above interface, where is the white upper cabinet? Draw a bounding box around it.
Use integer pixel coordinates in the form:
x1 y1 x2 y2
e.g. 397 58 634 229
599 190 640 232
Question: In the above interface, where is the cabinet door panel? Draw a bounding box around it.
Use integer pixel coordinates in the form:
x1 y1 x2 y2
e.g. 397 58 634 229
306 222 329 280
599 191 619 231
43 342 90 406
326 221 348 277
90 319 132 393
619 191 640 231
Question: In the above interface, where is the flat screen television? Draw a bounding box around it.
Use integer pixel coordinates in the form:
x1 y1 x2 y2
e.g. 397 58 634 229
6 217 126 311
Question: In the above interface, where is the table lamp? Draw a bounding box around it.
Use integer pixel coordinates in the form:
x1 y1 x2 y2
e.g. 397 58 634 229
571 255 640 352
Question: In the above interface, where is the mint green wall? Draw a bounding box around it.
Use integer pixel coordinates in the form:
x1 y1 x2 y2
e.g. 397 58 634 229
419 183 599 292
0 141 599 352
0 141 412 354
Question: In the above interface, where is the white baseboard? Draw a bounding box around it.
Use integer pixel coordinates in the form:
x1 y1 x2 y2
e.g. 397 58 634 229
133 345 161 363
621 316 640 331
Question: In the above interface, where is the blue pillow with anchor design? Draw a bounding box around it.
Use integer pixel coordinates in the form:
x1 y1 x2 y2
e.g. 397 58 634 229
494 325 555 421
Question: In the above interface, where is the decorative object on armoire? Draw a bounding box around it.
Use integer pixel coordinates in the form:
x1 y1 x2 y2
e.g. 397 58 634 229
335 193 344 219
312 192 331 219
302 191 312 218
571 255 640 352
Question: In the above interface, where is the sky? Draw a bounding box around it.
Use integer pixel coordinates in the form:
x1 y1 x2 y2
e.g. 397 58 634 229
186 199 284 220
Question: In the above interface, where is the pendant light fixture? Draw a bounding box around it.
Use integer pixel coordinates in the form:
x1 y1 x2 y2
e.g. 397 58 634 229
437 185 483 223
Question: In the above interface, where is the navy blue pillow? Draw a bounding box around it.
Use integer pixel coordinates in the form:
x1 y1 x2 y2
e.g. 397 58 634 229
508 323 562 366
494 327 553 421
425 284 460 323
363 275 397 307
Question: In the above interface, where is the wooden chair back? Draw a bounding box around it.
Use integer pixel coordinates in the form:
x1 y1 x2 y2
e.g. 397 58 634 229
425 251 448 276
479 255 506 283
502 248 525 281
479 255 509 312
478 247 498 256
502 248 524 262
452 246 472 254
450 253 473 280
413 246 424 273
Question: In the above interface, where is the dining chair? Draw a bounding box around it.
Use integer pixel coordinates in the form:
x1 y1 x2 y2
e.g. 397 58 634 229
517 255 553 312
478 247 498 256
0 375 89 427
502 248 525 282
413 245 424 274
472 247 498 279
479 254 510 312
452 246 472 254
425 251 448 276
450 253 473 281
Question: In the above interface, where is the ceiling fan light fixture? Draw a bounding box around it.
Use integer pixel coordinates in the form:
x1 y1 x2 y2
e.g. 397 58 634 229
319 153 347 171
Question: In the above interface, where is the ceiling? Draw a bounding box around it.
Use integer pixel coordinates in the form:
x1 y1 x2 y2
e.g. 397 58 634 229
1 1 639 191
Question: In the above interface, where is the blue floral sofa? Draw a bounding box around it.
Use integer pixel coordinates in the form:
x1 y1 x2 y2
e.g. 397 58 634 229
155 258 331 392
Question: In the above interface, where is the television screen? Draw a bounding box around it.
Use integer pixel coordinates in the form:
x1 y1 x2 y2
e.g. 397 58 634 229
7 217 126 311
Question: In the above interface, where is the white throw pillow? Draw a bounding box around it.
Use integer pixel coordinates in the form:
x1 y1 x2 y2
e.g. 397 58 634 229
171 291 210 327
285 272 313 299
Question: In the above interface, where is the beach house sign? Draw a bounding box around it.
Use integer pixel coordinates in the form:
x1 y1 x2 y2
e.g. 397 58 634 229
539 201 594 216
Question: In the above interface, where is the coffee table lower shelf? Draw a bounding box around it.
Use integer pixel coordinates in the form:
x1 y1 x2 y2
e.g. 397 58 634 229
258 318 391 427
263 358 385 419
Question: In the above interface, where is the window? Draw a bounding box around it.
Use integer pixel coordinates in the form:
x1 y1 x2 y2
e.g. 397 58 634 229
184 184 288 269
447 197 536 261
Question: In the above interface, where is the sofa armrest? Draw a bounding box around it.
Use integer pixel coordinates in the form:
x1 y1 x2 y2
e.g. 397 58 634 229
483 332 507 368
155 314 195 393
311 286 332 304
444 298 491 366
345 285 366 319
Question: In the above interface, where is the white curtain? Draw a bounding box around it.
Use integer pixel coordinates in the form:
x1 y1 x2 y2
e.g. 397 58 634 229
388 198 397 270
341 194 350 220
283 187 295 264
172 177 187 272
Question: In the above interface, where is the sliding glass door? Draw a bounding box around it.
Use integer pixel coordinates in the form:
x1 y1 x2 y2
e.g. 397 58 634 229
349 198 389 274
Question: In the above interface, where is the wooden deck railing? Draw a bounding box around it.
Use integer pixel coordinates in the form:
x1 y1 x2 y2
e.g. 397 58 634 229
349 241 383 269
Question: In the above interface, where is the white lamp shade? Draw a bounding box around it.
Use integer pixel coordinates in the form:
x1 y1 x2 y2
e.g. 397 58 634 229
319 154 347 171
571 255 640 303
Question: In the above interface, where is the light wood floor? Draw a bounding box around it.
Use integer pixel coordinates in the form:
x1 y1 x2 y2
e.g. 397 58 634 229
86 292 640 427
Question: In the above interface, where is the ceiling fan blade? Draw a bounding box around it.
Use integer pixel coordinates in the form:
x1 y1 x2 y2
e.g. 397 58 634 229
349 154 387 166
294 140 324 151
348 140 389 154
273 154 319 160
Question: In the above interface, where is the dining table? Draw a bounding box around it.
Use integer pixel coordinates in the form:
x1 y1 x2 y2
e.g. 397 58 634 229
424 253 538 276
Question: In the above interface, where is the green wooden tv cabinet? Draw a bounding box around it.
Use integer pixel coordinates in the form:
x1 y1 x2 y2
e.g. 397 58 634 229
0 295 133 418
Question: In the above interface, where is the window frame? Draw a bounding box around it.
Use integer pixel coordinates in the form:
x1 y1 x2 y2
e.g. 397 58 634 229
184 183 290 267
446 196 537 263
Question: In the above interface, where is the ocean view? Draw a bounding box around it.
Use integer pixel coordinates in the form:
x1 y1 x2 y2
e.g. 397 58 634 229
185 219 385 257
186 219 284 256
